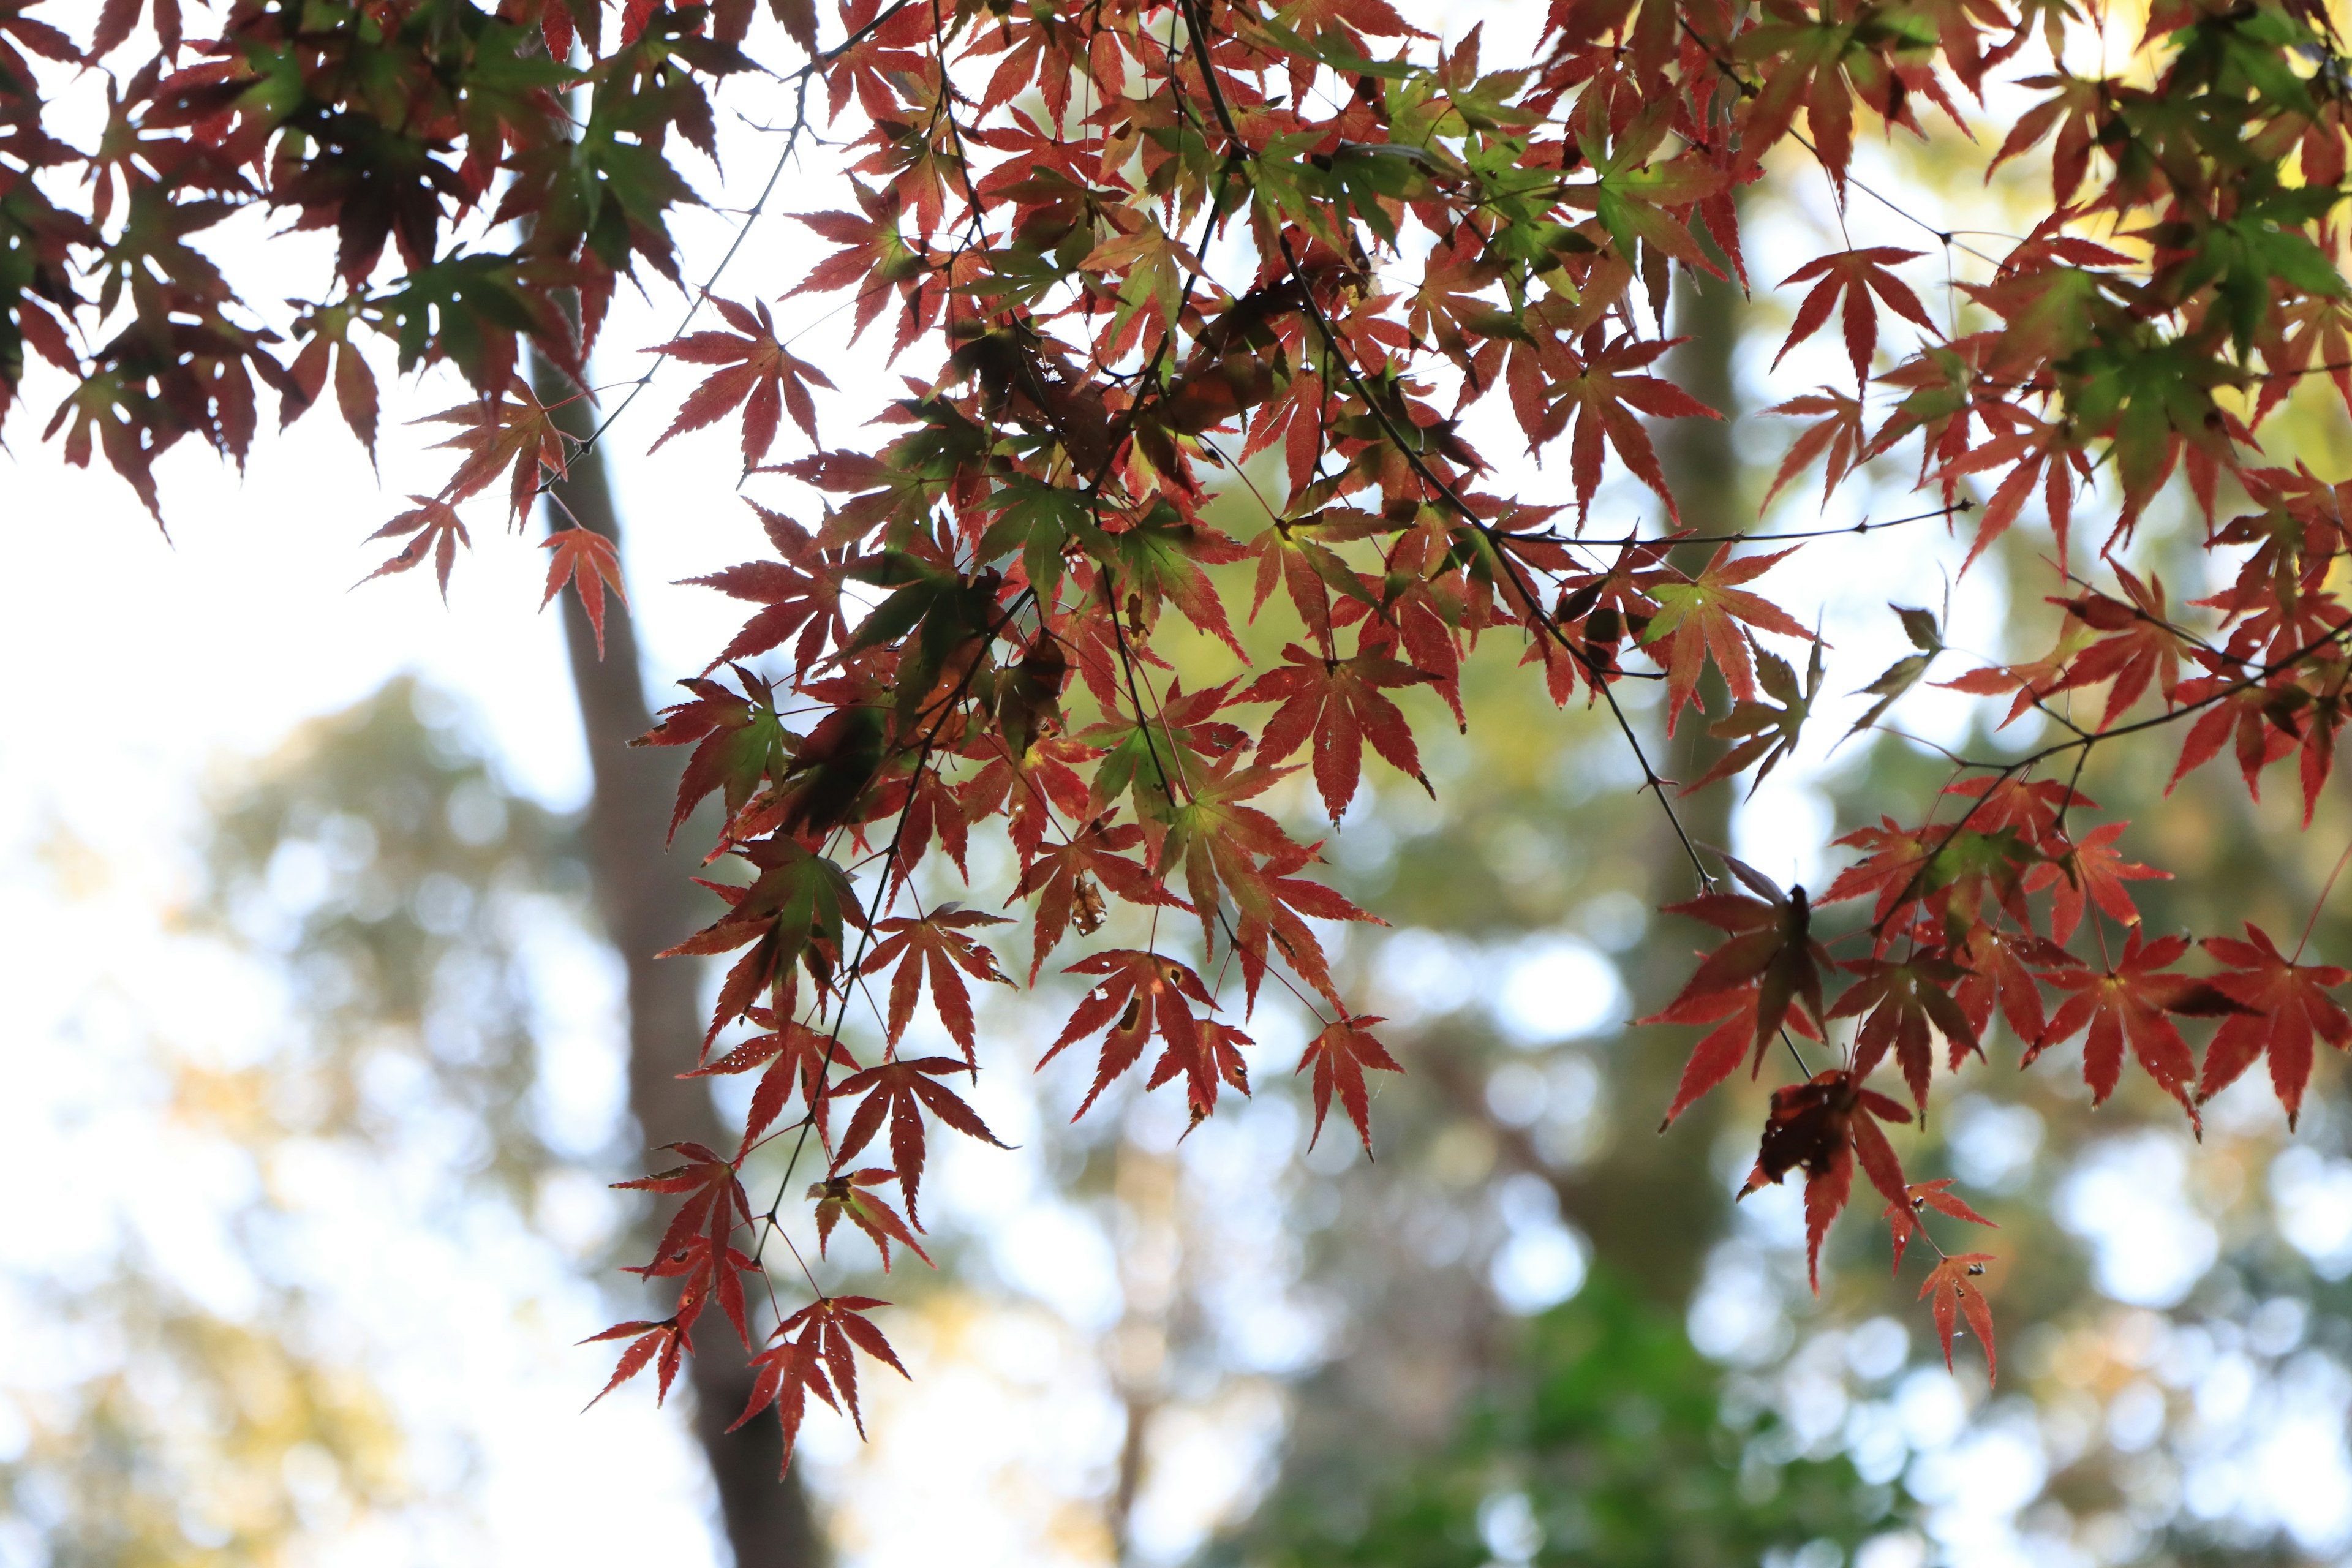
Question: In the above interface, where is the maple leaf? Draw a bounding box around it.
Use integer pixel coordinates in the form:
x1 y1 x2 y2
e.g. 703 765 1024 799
1009 820 1186 984
806 1169 932 1270
580 1319 688 1410
1544 328 1721 522
1561 110 1728 277
1820 818 2040 937
648 296 835 464
2044 573 2195 729
2198 922 2352 1128
614 1140 758 1344
280 303 381 462
1740 1068 1913 1290
689 1012 857 1153
1951 922 2071 1047
1080 678 1248 837
2025 930 2250 1118
856 905 1014 1066
1934 611 2100 729
1920 1254 1999 1382
360 496 470 601
685 503 851 673
2029 820 2168 943
1940 413 2086 573
633 666 794 842
1644 982 1825 1130
963 732 1095 874
827 1056 1010 1227
1989 72 2107 204
1242 639 1434 820
788 180 929 342
757 701 892 841
1155 754 1381 1008
1639 546 1815 734
732 1295 908 1476
2168 676 2302 802
663 837 862 1045
1042 949 1224 1119
1841 604 1946 747
1884 1178 1996 1275
1297 1015 1403 1155
1773 249 1940 388
413 376 572 526
1762 390 1871 508
540 526 627 657
1684 636 1821 796
1148 1016 1256 1126
1657 856 1833 1054
1828 949 1978 1115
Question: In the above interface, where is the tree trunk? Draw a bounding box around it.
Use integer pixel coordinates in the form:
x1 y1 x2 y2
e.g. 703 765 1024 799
1561 264 1747 1308
532 357 828 1568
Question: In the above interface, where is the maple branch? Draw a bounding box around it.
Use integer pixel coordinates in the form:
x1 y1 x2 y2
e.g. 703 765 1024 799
1539 500 1972 550
2296 834 2352 962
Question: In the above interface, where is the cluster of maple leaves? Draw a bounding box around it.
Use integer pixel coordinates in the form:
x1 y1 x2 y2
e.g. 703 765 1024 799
13 0 2352 1468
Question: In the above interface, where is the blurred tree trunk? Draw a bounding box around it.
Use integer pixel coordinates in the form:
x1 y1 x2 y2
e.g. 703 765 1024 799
532 357 828 1568
1558 266 1745 1306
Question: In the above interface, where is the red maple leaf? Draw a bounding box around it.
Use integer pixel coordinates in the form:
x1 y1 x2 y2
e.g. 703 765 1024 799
1940 410 2087 573
360 496 470 600
1644 982 1825 1130
1772 247 1939 388
2044 571 2194 728
540 526 627 657
632 666 793 842
1638 546 1815 734
1740 1068 1912 1290
413 375 571 525
827 1057 1010 1227
1827 950 1978 1115
1883 1177 1996 1274
1042 949 1224 1118
732 1295 907 1477
2198 922 2352 1127
647 296 834 464
689 1011 859 1153
1657 856 1831 1056
614 1140 758 1345
580 1318 688 1410
806 1168 933 1271
857 905 1014 1066
2026 930 2250 1117
2029 820 2169 943
1951 922 2070 1047
1297 1014 1403 1155
1009 818 1186 984
788 180 929 342
685 502 852 673
1761 388 1869 508
1545 328 1721 522
1148 1016 1256 1125
1242 638 1433 821
1920 1253 1999 1382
